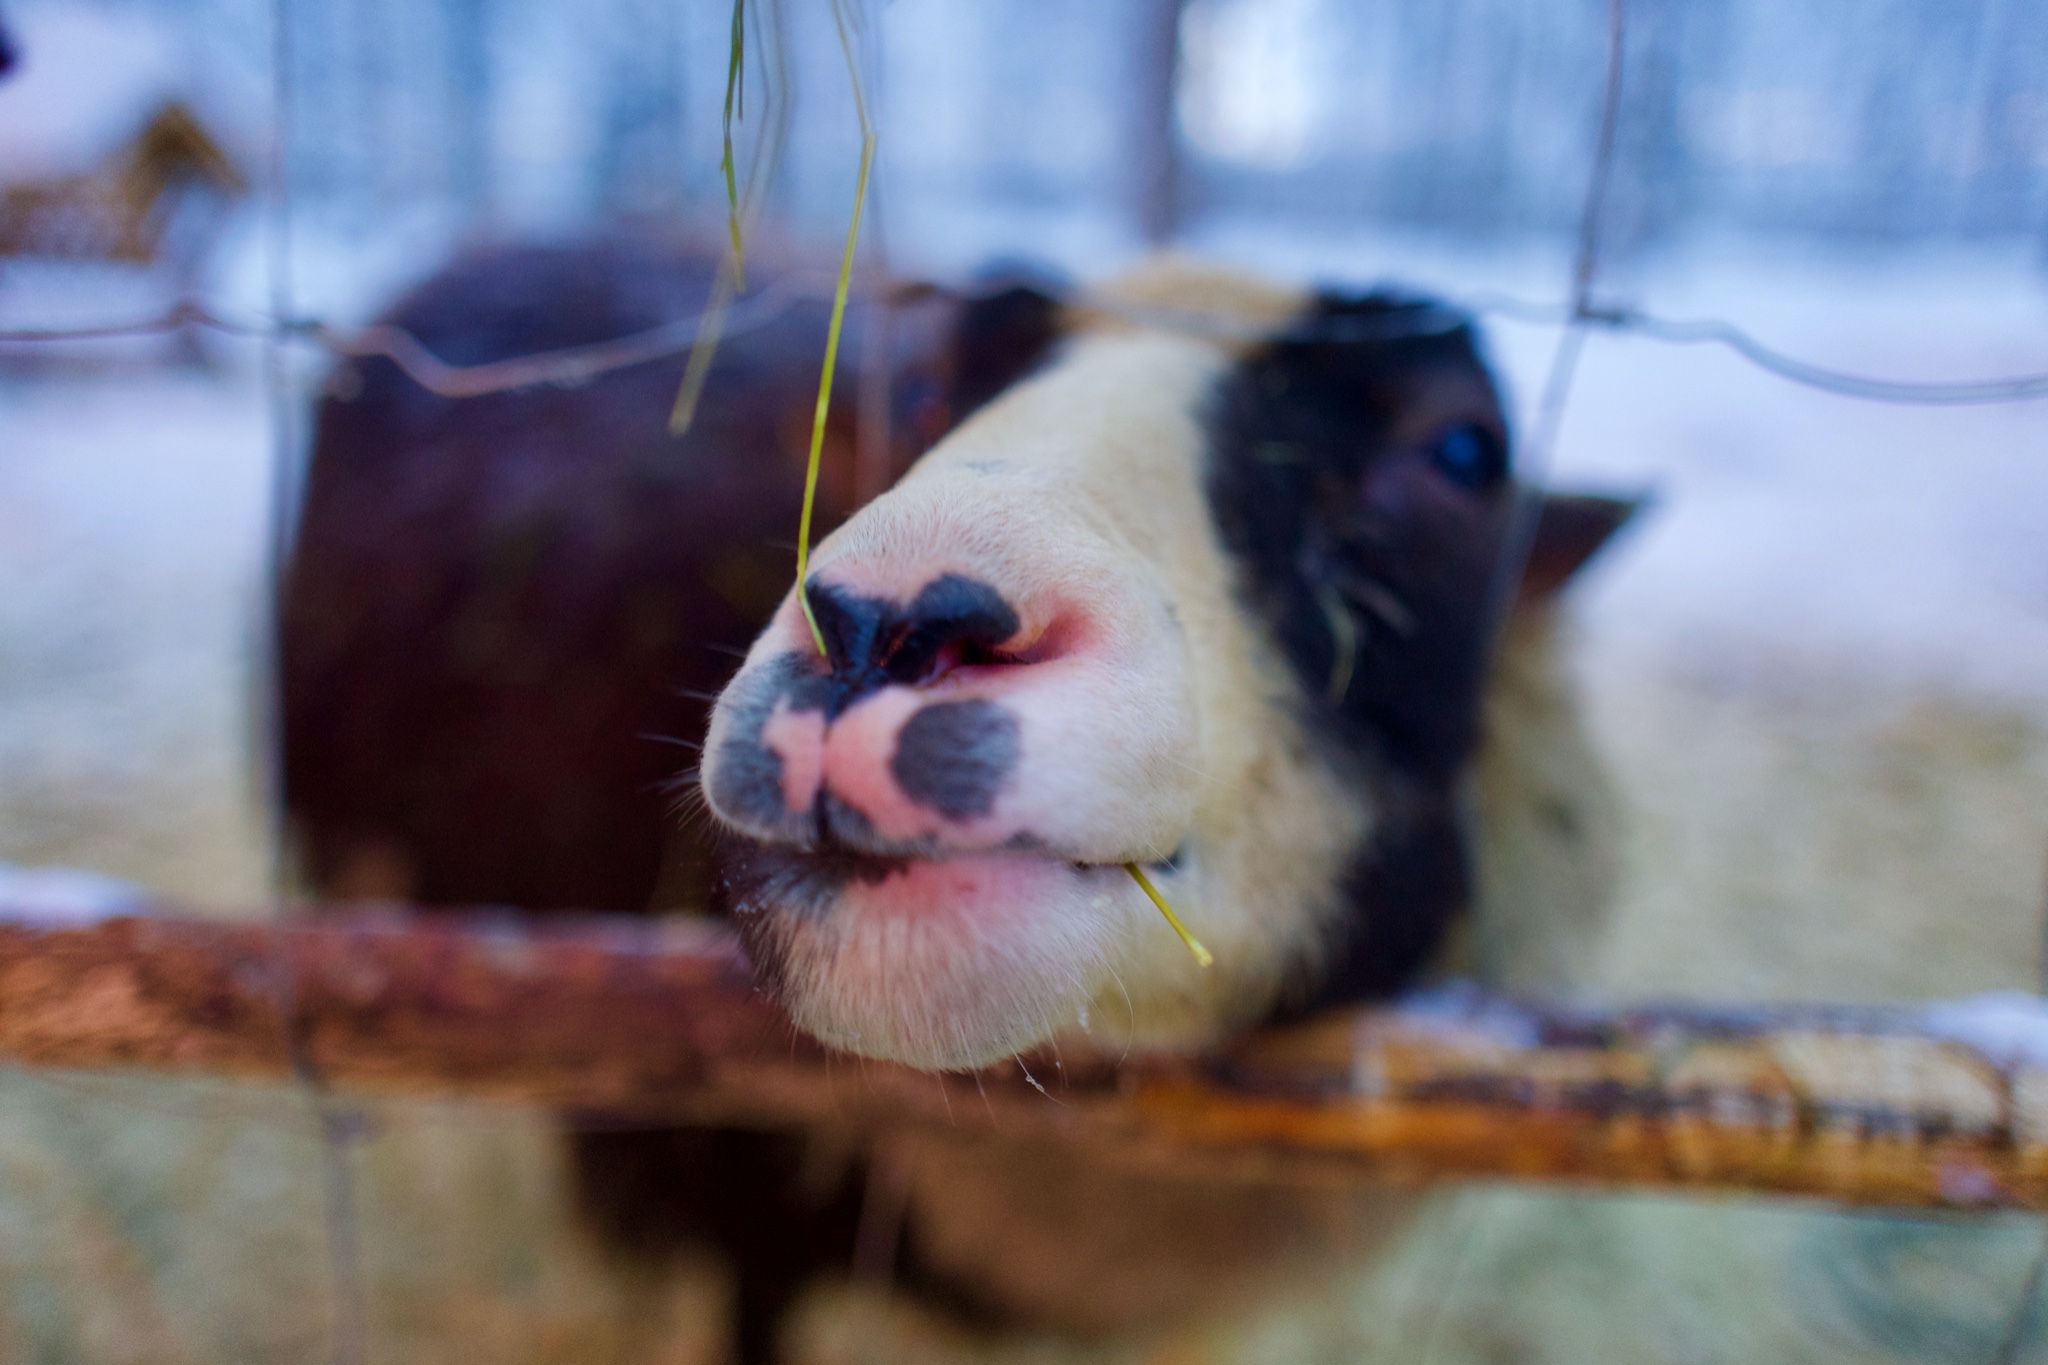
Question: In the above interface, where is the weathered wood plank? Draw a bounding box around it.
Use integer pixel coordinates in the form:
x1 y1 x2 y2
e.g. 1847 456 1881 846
3 900 2044 1211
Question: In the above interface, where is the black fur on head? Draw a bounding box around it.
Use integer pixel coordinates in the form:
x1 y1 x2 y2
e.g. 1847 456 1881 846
1206 290 1519 1007
1209 292 1514 779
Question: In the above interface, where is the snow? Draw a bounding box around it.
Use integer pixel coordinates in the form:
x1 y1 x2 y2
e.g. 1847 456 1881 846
0 863 149 923
0 330 277 906
1924 992 2048 1071
0 7 185 184
1381 981 1544 1049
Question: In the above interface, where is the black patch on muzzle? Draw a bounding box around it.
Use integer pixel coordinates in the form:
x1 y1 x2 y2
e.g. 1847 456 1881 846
809 573 1020 717
1206 292 1513 1011
704 651 834 832
892 699 1020 820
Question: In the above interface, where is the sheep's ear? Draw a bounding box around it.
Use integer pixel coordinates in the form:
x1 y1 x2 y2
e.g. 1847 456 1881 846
1515 492 1647 603
862 268 1066 481
942 271 1066 424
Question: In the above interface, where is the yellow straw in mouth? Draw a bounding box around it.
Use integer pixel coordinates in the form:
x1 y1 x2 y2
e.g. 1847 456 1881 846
1124 862 1212 968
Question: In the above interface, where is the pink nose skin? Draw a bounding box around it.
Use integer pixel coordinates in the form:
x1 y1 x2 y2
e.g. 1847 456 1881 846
703 572 1048 854
751 682 950 838
820 684 953 838
758 700 826 816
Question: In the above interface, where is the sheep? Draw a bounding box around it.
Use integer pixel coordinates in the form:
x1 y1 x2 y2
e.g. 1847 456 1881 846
269 239 1633 1360
277 234 1070 1361
679 253 1636 1348
698 255 1631 1069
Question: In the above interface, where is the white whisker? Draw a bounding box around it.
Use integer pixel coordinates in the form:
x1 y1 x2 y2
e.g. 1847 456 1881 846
973 1071 997 1127
1104 963 1136 1065
1014 1054 1063 1105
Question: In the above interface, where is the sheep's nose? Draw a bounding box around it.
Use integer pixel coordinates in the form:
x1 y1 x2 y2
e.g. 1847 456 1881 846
702 571 1051 849
810 573 1023 716
705 554 1194 860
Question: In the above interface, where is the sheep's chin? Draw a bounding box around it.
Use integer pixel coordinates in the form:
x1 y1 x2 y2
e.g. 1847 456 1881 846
736 852 1142 1072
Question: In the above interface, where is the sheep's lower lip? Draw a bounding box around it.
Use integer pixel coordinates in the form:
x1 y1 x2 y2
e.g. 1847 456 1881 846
724 841 1122 921
726 842 1142 1069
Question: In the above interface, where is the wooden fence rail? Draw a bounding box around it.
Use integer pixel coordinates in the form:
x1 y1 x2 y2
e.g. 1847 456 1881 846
3 898 2045 1212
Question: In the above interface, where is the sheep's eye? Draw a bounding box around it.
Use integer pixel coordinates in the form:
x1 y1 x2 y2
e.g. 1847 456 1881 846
1428 424 1505 491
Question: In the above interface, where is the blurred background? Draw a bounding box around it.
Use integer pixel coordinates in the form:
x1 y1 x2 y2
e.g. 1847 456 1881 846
1 0 2046 1361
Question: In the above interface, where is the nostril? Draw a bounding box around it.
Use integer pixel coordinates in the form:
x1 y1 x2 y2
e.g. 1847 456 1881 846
904 635 1022 685
882 573 1022 684
809 572 1029 706
808 582 888 682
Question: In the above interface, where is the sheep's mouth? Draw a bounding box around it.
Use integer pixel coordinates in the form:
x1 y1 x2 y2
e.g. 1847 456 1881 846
719 837 1156 1069
722 838 1137 923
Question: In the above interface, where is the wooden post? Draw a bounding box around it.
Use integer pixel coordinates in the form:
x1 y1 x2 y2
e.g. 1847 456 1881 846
2 899 2045 1211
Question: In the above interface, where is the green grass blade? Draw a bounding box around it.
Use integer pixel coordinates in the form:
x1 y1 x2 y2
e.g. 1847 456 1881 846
792 0 878 656
721 0 747 289
1126 863 1212 968
667 252 740 435
794 128 874 657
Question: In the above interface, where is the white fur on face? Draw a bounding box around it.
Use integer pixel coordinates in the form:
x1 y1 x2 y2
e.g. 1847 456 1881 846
703 282 1375 1072
752 858 1150 1069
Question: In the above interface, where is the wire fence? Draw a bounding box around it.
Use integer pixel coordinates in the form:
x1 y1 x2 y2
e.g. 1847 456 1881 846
3 267 2045 406
2 0 2047 1361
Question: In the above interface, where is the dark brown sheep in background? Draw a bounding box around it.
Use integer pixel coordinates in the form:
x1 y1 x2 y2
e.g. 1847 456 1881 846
281 234 1067 1362
281 236 1002 915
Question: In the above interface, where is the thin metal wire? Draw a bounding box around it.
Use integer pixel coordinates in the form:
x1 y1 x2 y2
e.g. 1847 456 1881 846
334 272 807 399
1422 7 1621 1325
852 0 896 507
258 0 368 1359
1990 862 2048 1365
1410 1188 1489 1365
1990 1222 2048 1365
0 299 254 342
1454 0 1627 998
1569 0 1630 322
1584 307 2048 405
1478 0 1630 652
7 281 2047 407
